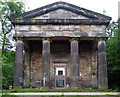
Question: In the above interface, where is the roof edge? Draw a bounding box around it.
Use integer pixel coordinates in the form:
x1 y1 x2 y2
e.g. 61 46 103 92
16 1 112 20
12 19 110 26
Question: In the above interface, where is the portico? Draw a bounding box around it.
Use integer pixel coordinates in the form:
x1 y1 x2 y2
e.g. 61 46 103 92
12 1 111 89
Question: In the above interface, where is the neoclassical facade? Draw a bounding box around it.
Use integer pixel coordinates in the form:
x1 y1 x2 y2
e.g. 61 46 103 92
12 2 111 89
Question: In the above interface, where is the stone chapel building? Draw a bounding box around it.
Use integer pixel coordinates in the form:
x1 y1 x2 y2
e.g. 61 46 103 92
12 1 111 89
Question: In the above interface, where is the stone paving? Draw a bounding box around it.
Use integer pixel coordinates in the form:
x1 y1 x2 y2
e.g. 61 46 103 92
10 92 120 96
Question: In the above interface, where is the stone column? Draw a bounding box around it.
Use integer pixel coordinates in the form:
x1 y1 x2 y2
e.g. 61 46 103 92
70 39 79 87
14 38 24 87
98 38 108 89
42 39 50 87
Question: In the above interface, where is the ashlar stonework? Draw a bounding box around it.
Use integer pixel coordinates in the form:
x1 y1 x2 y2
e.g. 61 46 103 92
12 1 111 89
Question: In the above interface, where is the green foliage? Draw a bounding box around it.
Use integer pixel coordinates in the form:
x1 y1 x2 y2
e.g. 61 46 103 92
2 90 17 97
40 87 49 92
106 19 120 69
2 49 15 89
2 95 18 97
106 19 120 91
107 21 118 37
0 0 25 90
71 86 80 90
106 30 120 66
0 0 25 56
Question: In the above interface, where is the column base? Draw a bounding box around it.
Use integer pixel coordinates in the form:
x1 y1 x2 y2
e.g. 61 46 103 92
69 77 79 87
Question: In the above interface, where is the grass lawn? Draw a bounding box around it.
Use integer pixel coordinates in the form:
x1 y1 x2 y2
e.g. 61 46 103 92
1 88 120 97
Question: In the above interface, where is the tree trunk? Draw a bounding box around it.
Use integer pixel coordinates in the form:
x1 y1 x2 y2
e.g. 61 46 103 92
1 28 6 57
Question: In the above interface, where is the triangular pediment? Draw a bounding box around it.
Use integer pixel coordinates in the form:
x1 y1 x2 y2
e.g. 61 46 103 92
19 1 111 20
33 9 89 19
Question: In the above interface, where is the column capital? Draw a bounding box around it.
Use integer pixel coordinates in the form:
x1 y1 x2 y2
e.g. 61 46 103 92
98 39 106 53
16 37 24 42
42 38 52 42
16 38 24 48
69 38 79 43
97 37 108 42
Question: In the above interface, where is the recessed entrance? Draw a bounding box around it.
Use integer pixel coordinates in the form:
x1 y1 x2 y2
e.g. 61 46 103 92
54 64 66 89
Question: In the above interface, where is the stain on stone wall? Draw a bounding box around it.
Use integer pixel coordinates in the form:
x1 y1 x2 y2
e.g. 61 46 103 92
30 41 42 88
24 50 30 87
79 42 92 88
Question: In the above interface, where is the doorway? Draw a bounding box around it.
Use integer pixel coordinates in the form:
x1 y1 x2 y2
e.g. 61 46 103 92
54 64 66 89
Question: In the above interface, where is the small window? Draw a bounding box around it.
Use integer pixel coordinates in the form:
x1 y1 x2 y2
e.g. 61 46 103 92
56 67 65 75
58 70 63 75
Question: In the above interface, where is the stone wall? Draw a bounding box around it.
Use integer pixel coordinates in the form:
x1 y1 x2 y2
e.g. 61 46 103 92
79 43 92 88
24 50 30 87
15 24 106 37
30 41 42 88
24 40 98 88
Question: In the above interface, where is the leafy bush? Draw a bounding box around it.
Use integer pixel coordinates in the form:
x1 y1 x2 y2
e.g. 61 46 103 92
106 19 120 91
2 49 15 89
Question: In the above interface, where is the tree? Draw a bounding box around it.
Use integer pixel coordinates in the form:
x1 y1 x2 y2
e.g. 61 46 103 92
106 19 120 66
106 19 120 91
0 0 25 56
2 50 15 89
0 0 25 89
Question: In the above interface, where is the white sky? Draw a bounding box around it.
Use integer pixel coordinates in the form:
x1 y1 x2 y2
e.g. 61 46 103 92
23 0 119 21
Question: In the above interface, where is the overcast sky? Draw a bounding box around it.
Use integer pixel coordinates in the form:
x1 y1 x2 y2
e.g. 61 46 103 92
23 0 119 21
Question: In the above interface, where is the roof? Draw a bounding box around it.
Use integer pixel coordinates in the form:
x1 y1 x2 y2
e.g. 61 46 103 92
12 1 112 25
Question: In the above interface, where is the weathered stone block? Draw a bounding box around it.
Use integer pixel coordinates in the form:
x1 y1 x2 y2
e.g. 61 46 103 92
30 26 37 31
60 25 69 31
20 25 29 31
41 25 49 31
51 25 59 31
69 25 75 31
15 25 20 31
74 25 80 30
